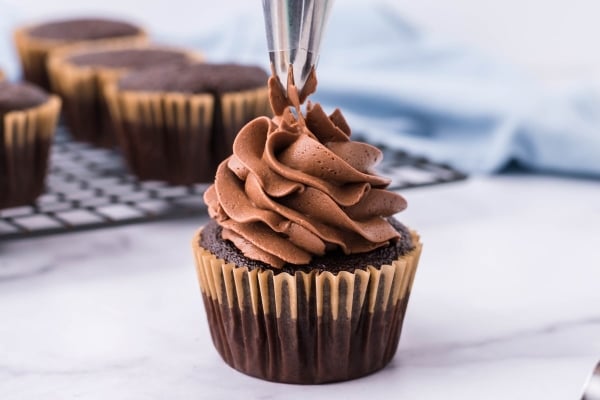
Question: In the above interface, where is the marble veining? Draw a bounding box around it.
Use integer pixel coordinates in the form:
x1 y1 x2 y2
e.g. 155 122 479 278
0 357 147 378
0 263 56 283
0 232 132 282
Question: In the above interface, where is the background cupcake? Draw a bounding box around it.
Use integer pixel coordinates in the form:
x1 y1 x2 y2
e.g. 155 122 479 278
105 62 270 184
14 17 147 91
47 44 202 147
0 81 61 209
192 74 422 384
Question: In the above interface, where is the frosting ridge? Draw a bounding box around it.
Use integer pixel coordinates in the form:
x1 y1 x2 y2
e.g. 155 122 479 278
204 71 407 268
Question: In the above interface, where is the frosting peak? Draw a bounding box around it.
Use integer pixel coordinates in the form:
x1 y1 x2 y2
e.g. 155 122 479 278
204 71 407 268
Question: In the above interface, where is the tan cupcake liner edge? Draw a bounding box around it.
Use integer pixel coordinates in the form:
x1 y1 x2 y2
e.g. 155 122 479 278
192 227 422 320
47 42 204 97
13 26 148 87
104 84 270 182
2 96 61 206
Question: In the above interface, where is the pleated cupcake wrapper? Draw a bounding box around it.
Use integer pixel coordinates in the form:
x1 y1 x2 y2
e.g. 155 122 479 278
217 88 272 159
1 96 61 208
0 70 4 82
13 26 148 90
105 84 270 184
47 44 203 147
192 229 422 384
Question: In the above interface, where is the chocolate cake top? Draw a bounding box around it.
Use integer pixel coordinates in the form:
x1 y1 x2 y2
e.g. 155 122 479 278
0 81 49 116
118 63 268 94
27 18 141 41
66 48 190 69
200 218 414 274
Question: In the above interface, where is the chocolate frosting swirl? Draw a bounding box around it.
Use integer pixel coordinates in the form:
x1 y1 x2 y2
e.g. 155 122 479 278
204 71 407 268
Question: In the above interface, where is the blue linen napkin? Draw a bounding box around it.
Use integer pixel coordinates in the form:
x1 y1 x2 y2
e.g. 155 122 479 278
182 1 600 177
2 1 599 176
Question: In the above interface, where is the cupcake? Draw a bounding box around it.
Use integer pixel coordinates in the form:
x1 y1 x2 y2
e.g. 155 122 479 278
192 71 423 384
105 62 270 184
0 70 4 82
14 17 147 90
47 44 202 147
0 82 61 209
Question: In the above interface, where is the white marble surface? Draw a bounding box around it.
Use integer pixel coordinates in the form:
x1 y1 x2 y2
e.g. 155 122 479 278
1 174 599 399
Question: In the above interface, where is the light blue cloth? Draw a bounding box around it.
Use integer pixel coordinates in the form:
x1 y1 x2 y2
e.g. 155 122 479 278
183 2 600 177
2 1 600 176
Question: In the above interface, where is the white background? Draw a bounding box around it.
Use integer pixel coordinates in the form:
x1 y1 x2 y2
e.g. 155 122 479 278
2 0 600 85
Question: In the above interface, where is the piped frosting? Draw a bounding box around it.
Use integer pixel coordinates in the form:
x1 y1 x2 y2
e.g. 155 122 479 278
204 70 407 268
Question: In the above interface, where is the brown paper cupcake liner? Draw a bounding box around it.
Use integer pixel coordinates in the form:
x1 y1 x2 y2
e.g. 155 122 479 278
47 44 203 147
0 96 61 208
216 88 272 160
192 228 422 384
0 70 5 82
13 26 148 91
105 84 269 184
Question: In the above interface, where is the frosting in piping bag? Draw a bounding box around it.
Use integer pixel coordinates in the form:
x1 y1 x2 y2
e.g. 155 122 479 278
204 70 407 268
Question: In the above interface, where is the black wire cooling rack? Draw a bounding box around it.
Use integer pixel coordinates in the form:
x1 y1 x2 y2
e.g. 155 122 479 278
0 127 466 240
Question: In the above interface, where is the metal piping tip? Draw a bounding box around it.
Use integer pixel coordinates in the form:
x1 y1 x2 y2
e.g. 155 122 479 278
582 361 600 399
262 0 333 99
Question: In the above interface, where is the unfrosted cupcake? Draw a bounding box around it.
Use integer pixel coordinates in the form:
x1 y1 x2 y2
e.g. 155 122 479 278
105 62 270 184
0 82 61 209
14 17 147 90
47 44 202 147
192 71 422 384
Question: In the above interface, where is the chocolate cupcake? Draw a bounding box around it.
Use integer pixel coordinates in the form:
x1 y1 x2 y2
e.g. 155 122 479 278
47 44 202 147
105 62 270 184
0 82 61 209
14 18 147 90
192 72 422 384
